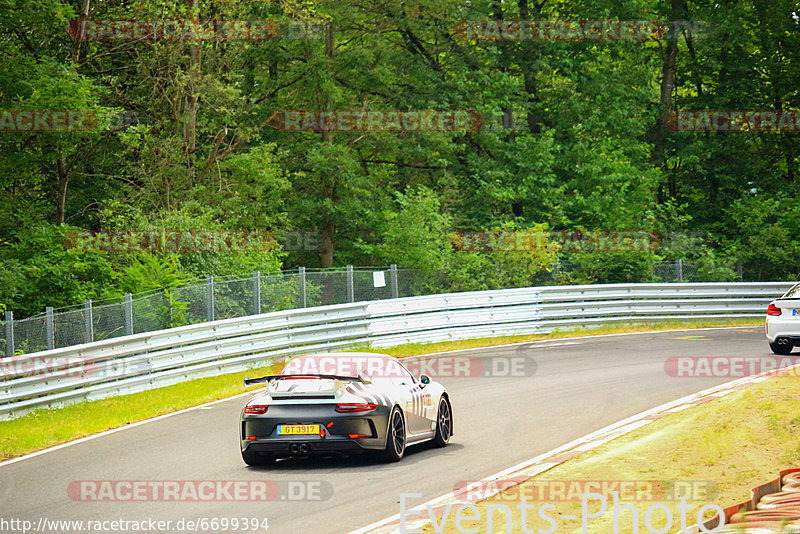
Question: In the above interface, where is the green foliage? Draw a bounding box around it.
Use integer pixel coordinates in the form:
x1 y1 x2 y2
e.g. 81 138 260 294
0 225 120 316
361 188 558 290
1 0 799 319
120 254 194 329
161 289 190 329
108 209 285 278
446 224 558 291
723 195 800 281
121 254 193 294
362 187 453 272
558 252 659 285
694 253 739 283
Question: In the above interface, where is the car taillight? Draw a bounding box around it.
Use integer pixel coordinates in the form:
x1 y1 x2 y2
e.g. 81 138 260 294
768 304 782 316
244 405 269 414
335 403 378 413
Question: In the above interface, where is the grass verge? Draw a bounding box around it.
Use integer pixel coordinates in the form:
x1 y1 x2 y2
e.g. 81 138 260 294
0 318 759 462
420 372 800 534
0 362 283 461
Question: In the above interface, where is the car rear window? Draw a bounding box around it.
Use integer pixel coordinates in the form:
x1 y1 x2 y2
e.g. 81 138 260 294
783 283 800 298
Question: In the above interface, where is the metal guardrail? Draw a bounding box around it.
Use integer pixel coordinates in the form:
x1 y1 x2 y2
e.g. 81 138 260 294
0 282 792 419
1 259 748 357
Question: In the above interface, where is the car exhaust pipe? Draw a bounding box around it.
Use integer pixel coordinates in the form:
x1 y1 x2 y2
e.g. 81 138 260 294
289 443 310 455
778 338 790 345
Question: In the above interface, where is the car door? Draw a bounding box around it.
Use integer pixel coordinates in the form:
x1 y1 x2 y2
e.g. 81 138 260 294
393 360 433 435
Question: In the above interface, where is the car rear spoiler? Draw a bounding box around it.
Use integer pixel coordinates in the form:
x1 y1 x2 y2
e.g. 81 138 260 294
243 374 367 387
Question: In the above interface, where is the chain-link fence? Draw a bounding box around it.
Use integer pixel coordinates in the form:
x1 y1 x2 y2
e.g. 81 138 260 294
527 259 741 285
2 266 411 355
0 260 748 356
654 260 699 282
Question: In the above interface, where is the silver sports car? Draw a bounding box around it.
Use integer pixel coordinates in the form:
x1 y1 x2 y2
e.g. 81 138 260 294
240 352 453 465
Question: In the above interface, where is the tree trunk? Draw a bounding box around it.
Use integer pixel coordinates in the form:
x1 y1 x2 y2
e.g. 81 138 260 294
55 0 91 224
184 0 200 183
319 23 336 268
72 0 91 63
518 0 545 134
651 0 686 200
55 157 69 224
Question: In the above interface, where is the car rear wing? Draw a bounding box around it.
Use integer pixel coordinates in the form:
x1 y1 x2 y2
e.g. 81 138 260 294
243 374 368 387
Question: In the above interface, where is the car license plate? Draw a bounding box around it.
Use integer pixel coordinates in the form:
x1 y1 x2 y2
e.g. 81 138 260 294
793 309 800 316
278 424 319 435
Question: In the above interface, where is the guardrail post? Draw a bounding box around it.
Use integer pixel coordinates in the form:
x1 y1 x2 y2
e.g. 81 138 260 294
124 293 133 335
84 300 94 344
5 311 13 356
206 276 215 322
253 271 261 315
347 265 354 303
390 264 399 299
46 306 55 350
737 261 743 281
298 267 307 308
676 259 683 281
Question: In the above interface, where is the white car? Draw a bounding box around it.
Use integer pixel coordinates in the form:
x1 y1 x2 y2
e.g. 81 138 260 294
765 283 800 355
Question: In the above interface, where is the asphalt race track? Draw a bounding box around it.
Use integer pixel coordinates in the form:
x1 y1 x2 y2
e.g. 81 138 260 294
0 327 788 534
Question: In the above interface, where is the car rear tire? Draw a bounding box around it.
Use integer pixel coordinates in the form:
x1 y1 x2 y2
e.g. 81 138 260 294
382 407 406 462
431 397 452 448
242 449 276 466
769 342 793 355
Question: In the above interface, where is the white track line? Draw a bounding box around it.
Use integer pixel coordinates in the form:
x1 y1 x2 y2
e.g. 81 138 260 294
348 353 797 534
401 325 759 358
0 392 251 468
0 326 759 469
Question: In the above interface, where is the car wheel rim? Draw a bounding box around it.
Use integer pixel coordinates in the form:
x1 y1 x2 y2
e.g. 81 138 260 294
391 412 405 454
438 401 451 440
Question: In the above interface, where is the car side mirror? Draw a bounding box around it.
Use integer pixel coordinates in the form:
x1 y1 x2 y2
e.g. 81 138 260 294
419 374 430 385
